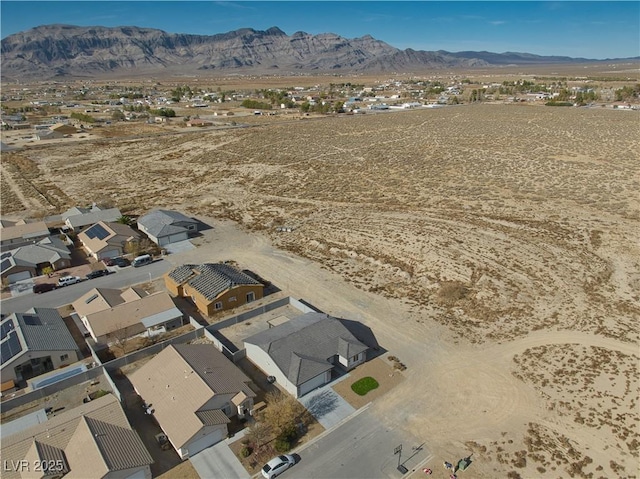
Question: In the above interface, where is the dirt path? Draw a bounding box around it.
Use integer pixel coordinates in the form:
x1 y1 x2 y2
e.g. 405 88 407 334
175 217 639 478
0 162 38 211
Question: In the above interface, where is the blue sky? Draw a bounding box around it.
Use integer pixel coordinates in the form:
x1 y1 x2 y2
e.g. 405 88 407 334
1 1 639 59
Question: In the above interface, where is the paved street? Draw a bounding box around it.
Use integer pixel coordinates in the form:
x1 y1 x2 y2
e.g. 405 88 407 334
293 407 431 479
0 259 171 315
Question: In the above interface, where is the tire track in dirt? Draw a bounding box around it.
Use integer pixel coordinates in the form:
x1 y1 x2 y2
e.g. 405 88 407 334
0 162 42 211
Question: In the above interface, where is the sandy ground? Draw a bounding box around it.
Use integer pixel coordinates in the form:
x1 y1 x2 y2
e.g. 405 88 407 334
1 104 638 478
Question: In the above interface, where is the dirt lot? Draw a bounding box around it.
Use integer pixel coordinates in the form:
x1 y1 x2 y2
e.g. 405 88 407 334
1 103 638 478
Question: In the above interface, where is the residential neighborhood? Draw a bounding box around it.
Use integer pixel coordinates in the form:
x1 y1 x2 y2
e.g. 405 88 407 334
0 207 415 479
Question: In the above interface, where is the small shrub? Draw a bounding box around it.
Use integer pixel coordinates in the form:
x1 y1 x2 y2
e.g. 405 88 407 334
240 446 252 458
273 424 297 453
93 389 109 399
274 438 291 452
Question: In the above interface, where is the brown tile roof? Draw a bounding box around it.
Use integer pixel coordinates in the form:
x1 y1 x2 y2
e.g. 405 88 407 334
130 344 255 450
167 263 261 301
1 394 152 479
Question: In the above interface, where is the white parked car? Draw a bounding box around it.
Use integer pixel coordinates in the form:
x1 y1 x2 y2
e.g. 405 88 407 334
57 275 81 287
261 455 295 479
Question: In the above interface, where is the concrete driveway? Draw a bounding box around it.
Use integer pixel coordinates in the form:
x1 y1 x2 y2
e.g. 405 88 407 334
164 239 195 254
189 433 250 479
299 377 355 430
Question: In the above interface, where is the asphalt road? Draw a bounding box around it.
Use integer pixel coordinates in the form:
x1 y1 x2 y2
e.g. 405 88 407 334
292 407 431 479
0 259 171 315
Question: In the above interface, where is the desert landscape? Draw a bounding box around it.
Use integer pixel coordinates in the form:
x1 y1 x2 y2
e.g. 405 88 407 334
2 99 639 478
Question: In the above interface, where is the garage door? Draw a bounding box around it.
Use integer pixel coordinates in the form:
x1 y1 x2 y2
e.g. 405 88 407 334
169 233 187 243
7 271 32 283
186 428 225 457
100 250 120 260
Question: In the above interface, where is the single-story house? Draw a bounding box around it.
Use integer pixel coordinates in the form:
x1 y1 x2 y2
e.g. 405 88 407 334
1 235 71 283
130 344 256 459
36 130 65 140
62 205 123 231
0 220 50 250
78 221 139 260
1 308 80 383
244 312 369 397
165 263 264 316
137 209 199 246
1 394 153 479
72 287 184 347
186 119 214 127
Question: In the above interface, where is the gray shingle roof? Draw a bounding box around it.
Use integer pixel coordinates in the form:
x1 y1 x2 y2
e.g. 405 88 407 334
168 263 261 301
14 308 79 353
244 313 369 386
137 209 197 238
65 208 122 229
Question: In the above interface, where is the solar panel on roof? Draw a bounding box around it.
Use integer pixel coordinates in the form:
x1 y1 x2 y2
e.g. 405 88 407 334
1 331 22 363
85 224 109 240
1 319 15 340
0 259 12 273
21 315 42 326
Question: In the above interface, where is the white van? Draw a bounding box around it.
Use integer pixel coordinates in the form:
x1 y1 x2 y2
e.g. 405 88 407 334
132 254 152 267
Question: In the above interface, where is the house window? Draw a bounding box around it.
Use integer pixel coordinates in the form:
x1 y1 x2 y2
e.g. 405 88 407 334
60 354 69 361
228 296 237 302
246 292 255 303
214 302 223 310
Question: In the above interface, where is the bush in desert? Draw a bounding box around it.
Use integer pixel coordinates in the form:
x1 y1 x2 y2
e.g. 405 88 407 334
436 280 470 306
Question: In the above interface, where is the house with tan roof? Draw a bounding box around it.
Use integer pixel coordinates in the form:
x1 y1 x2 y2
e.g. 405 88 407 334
130 344 256 459
1 393 153 479
72 287 184 347
78 221 139 260
0 220 50 250
165 263 263 316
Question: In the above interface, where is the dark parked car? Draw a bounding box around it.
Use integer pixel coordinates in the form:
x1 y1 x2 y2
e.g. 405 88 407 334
86 269 111 280
33 283 57 294
112 257 130 267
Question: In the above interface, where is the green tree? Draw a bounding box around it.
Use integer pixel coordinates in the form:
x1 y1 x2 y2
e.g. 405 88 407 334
112 110 126 121
116 215 133 225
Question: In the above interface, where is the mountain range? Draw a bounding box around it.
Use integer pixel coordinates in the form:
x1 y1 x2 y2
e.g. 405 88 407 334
0 24 634 79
